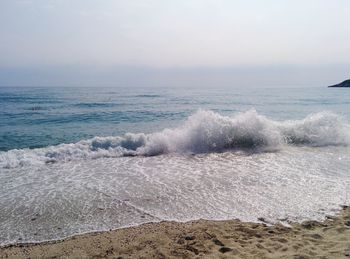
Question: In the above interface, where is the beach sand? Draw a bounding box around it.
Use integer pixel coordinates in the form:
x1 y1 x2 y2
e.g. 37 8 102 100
1 207 350 259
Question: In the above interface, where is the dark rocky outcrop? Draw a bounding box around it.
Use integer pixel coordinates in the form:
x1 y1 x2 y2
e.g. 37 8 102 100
328 79 350 87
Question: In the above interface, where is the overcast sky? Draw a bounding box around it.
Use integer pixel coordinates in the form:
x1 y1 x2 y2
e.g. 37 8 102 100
1 0 350 87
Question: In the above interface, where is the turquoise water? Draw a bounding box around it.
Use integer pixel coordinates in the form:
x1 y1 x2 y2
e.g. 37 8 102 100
1 86 350 246
1 86 349 151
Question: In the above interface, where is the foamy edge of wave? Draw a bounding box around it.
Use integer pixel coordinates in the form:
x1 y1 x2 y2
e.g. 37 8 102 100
1 109 349 169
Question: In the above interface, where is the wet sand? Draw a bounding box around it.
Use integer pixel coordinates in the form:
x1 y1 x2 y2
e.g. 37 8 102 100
1 207 350 259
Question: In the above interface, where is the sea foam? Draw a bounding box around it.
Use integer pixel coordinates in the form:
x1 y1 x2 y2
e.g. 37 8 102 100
1 109 349 168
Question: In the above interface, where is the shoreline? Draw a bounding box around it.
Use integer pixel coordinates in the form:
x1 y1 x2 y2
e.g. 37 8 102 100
1 207 350 258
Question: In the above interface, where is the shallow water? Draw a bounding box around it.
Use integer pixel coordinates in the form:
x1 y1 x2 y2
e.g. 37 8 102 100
0 86 350 245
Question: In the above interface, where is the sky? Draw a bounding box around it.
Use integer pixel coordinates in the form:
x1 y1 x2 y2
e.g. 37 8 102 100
0 0 350 87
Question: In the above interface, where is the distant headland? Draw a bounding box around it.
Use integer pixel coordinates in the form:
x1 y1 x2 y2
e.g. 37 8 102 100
328 79 350 87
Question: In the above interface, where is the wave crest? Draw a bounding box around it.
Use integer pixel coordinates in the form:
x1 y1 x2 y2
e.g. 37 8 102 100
1 110 349 168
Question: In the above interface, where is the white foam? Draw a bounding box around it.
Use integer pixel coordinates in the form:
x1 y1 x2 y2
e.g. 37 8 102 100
1 146 350 245
1 109 349 168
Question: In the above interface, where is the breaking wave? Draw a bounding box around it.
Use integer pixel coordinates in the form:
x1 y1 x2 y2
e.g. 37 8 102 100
1 109 349 168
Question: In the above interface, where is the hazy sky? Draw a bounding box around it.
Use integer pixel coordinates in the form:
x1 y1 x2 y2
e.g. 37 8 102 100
1 0 350 87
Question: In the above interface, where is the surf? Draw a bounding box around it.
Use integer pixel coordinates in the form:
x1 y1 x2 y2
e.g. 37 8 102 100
1 109 349 169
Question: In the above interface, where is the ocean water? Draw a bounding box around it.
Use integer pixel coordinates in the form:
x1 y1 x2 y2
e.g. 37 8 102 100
0 86 350 245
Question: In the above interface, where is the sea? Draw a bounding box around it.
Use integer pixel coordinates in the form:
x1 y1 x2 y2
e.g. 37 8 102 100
0 86 350 246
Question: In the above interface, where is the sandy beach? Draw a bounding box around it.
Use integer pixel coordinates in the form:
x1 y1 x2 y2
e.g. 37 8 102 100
2 0 350 258
1 206 349 259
